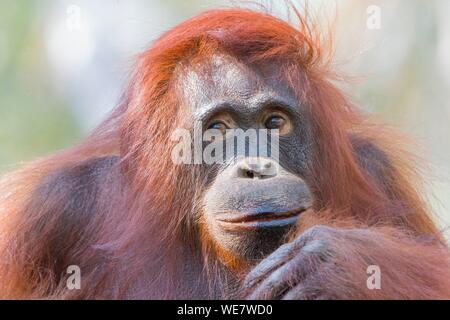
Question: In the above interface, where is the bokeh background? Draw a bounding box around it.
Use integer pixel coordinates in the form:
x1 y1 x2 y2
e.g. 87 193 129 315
0 0 449 233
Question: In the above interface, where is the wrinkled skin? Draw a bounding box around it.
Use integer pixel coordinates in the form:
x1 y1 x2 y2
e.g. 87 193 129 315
177 55 403 299
178 54 315 260
243 225 357 300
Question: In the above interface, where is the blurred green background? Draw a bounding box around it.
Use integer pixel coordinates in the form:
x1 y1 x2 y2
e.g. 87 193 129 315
0 0 449 230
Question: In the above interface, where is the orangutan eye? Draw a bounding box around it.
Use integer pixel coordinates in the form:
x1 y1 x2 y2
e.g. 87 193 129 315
208 121 228 134
263 112 292 135
265 115 286 130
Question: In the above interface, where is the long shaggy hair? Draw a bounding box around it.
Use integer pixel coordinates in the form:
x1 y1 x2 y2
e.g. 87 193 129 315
0 6 447 299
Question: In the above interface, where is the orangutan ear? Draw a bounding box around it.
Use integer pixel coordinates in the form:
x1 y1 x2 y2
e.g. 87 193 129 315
349 134 393 185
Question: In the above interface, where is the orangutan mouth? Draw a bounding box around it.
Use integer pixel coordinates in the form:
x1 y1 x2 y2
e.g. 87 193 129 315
216 208 308 229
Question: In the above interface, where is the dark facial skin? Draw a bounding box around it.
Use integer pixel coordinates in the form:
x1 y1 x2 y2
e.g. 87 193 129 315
177 54 314 261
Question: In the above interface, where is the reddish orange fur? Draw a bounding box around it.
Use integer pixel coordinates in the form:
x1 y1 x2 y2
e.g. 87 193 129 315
0 7 448 299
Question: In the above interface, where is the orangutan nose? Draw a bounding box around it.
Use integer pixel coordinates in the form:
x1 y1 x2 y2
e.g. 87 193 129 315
236 157 279 179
